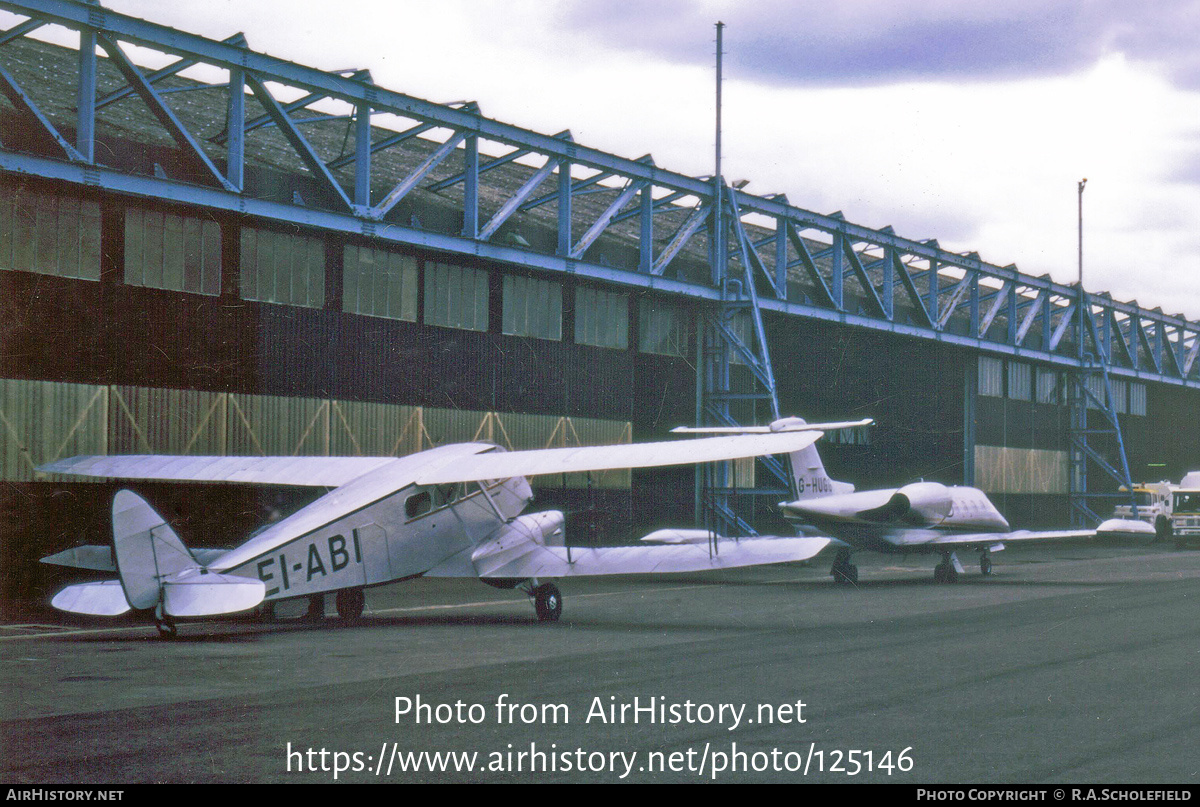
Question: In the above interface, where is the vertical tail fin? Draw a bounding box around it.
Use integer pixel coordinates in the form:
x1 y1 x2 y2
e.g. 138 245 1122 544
772 418 852 500
111 489 199 609
50 490 263 618
670 416 858 501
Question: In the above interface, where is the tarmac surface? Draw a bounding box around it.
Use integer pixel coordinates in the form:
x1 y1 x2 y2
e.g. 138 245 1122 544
1 540 1197 783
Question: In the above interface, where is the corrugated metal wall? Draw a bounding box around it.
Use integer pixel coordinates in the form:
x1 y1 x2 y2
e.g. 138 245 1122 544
0 378 631 489
974 445 1069 495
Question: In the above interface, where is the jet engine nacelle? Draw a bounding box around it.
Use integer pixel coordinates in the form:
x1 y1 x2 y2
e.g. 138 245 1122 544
858 481 953 526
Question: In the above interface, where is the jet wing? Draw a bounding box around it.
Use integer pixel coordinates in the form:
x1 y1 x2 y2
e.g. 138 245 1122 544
37 455 398 487
916 528 1097 548
922 518 1155 548
414 429 828 484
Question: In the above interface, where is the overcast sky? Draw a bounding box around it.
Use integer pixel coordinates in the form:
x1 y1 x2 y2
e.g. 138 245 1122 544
19 0 1200 318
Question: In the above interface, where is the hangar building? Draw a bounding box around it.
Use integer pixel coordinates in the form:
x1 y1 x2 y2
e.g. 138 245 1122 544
2 1 1198 613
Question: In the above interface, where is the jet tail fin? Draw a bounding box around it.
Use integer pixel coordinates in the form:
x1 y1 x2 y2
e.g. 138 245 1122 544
672 416 858 501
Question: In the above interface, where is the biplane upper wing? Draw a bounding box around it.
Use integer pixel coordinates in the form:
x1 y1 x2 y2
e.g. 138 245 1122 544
38 455 397 487
41 425 843 488
413 429 830 484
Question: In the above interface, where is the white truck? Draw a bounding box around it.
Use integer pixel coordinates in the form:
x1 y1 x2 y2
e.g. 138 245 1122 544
1113 481 1176 540
1170 471 1200 548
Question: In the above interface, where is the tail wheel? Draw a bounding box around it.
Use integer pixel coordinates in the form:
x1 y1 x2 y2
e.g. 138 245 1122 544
533 583 562 622
155 615 177 639
336 588 366 622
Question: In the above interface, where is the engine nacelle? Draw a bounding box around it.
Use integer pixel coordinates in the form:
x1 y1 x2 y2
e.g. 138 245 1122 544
857 481 952 526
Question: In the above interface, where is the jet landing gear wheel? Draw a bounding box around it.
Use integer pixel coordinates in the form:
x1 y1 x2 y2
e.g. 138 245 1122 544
933 561 959 584
336 588 365 622
829 549 858 585
533 583 562 622
980 554 993 576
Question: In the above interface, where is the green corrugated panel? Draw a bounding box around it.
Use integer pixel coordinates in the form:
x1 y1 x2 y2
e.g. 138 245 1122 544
422 406 492 447
0 378 107 481
109 386 227 455
228 393 329 456
975 445 1068 495
329 400 422 457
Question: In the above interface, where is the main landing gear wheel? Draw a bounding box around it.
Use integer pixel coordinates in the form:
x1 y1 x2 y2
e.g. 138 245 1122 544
336 588 365 622
829 549 858 585
533 583 562 622
933 561 959 584
980 554 993 576
303 594 325 622
832 563 859 584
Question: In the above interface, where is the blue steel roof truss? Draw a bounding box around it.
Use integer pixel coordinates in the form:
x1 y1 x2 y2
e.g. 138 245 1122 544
0 0 1197 392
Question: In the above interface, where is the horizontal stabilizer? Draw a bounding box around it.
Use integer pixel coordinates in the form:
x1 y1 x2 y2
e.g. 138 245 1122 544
42 545 227 572
161 569 265 617
671 417 873 435
51 580 131 616
42 545 117 572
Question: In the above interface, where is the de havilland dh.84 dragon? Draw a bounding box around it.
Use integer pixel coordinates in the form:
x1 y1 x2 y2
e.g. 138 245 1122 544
38 421 867 635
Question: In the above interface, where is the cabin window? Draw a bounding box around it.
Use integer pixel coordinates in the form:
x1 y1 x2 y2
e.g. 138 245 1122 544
405 491 432 519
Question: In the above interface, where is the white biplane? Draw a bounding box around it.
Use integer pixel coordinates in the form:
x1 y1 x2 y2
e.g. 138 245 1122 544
38 421 868 635
670 418 1152 584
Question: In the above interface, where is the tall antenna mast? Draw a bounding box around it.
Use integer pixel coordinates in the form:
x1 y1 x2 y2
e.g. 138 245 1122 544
715 21 723 183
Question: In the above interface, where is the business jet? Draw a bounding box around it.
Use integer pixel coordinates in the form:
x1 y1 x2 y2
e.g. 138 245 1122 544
38 422 867 636
671 418 1150 585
